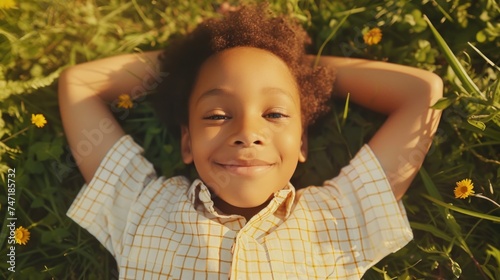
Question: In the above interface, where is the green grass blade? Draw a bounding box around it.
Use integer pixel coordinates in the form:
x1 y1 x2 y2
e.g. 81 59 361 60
314 13 350 67
410 222 453 242
419 167 443 200
422 194 500 223
101 2 134 23
420 168 474 256
341 92 350 127
131 0 154 28
430 0 454 23
0 28 18 43
467 42 500 71
424 16 485 99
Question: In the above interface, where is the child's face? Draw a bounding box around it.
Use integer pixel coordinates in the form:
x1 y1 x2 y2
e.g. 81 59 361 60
181 47 307 208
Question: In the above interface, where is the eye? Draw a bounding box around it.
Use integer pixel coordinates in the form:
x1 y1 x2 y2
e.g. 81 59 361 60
203 114 231 120
264 112 288 119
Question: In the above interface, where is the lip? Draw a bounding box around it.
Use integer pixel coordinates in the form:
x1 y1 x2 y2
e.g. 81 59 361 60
215 159 274 176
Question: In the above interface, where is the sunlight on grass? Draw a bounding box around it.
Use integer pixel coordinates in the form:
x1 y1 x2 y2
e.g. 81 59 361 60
0 0 499 279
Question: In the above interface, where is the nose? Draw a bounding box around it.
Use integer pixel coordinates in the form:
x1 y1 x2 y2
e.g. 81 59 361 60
230 116 266 147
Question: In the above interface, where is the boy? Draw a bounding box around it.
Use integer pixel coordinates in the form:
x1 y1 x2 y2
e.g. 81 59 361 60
59 5 443 279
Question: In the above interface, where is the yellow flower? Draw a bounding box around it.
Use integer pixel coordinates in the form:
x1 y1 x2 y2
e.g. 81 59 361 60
363 27 383 46
15 226 30 245
0 0 16 9
31 114 47 128
117 94 133 109
454 178 475 199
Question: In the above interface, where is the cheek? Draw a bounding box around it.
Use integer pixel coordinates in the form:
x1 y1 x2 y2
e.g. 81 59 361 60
275 131 302 157
190 126 223 155
196 126 222 141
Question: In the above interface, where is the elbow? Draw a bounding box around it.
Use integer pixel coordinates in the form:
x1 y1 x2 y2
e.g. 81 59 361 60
58 67 74 117
57 65 84 107
58 66 75 91
58 67 74 102
58 64 85 97
425 72 444 104
410 71 443 108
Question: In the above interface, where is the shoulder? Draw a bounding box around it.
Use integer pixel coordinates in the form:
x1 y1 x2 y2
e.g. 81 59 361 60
295 144 397 216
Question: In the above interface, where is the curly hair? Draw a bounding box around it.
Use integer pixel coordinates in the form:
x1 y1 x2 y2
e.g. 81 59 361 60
148 4 335 132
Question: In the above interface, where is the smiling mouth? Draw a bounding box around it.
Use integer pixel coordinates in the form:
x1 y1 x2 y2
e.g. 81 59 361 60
215 162 274 176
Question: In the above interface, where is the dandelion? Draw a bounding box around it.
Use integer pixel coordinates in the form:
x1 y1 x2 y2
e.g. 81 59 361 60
0 0 16 9
454 178 500 207
117 94 134 109
363 27 383 46
31 114 47 128
454 178 475 199
1 113 47 143
15 226 30 245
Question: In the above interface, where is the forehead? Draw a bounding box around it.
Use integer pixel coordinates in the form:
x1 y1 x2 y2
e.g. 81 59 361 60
191 47 299 100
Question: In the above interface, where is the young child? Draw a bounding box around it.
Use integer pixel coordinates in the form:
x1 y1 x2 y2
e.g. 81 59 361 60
58 4 443 279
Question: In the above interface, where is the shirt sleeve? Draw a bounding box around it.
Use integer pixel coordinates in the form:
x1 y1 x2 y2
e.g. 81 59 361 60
66 135 156 257
324 144 413 269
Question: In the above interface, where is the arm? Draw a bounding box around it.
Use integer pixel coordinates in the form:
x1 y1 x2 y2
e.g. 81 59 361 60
58 51 162 183
313 56 443 200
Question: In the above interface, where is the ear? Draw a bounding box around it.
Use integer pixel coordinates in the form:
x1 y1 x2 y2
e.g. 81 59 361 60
298 130 308 163
180 125 193 164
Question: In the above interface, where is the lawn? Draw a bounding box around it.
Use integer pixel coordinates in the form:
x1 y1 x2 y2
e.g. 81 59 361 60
0 0 499 279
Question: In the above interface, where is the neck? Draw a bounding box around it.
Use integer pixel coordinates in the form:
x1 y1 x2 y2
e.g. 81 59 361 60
213 196 273 221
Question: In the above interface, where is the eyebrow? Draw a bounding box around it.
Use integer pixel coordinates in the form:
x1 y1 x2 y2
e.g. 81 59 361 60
197 88 227 101
196 87 297 105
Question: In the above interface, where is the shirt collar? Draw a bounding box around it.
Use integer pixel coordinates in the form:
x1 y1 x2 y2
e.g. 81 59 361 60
187 179 296 220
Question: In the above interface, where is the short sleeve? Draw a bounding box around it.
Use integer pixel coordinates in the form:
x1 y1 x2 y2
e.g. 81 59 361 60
66 135 156 257
325 144 413 268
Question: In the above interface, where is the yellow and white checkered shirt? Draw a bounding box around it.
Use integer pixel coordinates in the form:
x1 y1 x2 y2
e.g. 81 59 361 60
67 135 412 279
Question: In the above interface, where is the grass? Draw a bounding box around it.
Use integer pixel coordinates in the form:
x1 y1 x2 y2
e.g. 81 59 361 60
1 0 499 279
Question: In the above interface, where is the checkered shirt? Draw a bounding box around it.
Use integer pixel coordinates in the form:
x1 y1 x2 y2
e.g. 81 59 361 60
67 135 413 279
